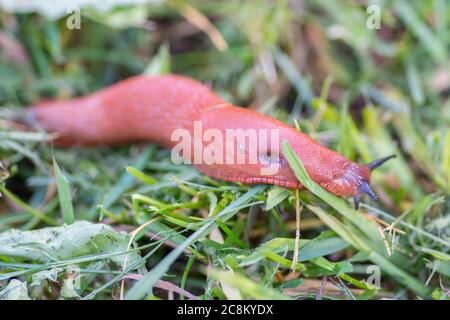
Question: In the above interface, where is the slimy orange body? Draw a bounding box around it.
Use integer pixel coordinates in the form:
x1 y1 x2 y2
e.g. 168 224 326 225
29 74 375 198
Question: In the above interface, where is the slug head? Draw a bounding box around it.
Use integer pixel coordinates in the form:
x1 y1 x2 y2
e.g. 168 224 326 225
277 128 395 210
332 155 396 210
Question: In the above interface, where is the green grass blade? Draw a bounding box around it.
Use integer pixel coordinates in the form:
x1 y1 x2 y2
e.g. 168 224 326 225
53 158 74 224
125 166 157 185
103 146 154 208
393 0 447 64
125 185 267 299
212 269 291 300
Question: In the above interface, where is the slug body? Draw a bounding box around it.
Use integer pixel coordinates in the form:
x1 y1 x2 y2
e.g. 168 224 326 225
29 75 392 205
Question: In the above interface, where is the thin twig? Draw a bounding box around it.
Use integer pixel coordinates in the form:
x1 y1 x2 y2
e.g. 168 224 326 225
290 189 302 271
316 276 328 300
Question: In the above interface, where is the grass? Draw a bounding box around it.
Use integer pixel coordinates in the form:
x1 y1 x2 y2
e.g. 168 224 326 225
0 0 449 300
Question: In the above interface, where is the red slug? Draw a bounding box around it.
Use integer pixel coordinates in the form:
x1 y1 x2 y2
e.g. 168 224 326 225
28 74 394 209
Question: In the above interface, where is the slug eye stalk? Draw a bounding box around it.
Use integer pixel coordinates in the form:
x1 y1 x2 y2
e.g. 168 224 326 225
366 154 396 170
353 193 363 210
354 154 396 210
353 181 378 209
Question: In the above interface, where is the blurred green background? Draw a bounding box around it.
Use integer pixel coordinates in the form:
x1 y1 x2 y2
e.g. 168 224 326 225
0 0 449 300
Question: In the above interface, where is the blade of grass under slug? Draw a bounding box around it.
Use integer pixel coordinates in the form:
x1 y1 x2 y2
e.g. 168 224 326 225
125 185 267 300
282 141 430 296
53 158 74 224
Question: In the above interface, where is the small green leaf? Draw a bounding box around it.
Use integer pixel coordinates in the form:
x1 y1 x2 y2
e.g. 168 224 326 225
126 166 156 185
0 221 140 266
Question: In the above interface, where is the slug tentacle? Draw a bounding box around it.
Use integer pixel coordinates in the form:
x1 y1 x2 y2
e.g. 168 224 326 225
353 193 363 210
359 181 378 201
352 180 378 210
366 155 396 170
351 155 396 209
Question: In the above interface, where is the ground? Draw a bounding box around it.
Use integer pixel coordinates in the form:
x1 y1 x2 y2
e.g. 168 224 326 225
0 0 449 300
